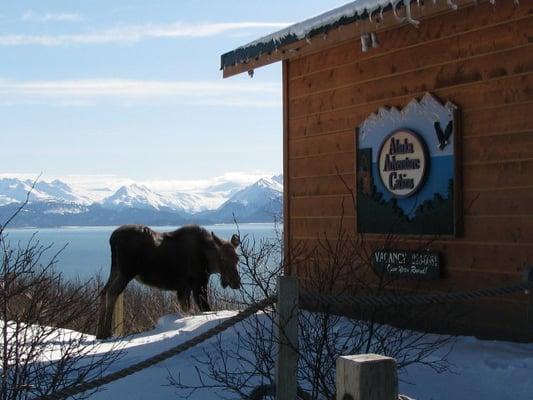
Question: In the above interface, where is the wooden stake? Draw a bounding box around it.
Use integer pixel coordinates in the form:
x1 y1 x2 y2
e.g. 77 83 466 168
112 293 124 337
336 354 397 400
275 276 299 400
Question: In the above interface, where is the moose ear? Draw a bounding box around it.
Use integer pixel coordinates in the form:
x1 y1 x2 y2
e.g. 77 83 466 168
230 234 240 248
211 232 223 246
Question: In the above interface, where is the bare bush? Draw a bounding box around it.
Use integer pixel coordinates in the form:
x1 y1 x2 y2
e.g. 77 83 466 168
169 218 456 399
0 198 123 400
120 283 179 335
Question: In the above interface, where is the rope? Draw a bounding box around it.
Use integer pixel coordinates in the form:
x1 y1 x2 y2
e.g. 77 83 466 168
36 296 275 400
35 277 532 399
300 282 531 309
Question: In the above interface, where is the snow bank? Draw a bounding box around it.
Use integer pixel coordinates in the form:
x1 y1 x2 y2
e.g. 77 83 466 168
51 311 533 400
4 312 531 398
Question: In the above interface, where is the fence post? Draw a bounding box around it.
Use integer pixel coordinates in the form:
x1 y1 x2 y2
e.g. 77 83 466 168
336 354 397 400
275 276 299 400
112 293 124 336
524 266 533 332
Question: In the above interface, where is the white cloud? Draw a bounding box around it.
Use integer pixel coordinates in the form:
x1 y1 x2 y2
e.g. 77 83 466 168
21 10 82 23
0 21 289 46
0 79 281 108
141 171 275 193
0 171 276 195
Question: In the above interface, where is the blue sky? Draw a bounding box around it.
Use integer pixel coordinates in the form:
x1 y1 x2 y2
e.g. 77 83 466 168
0 0 345 188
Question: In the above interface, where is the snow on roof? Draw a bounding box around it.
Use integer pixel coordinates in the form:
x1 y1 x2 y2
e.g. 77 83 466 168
221 0 452 70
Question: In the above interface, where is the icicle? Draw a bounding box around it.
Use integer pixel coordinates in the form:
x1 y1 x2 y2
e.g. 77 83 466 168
393 0 406 23
489 0 495 4
380 7 385 20
447 0 459 10
360 33 370 53
371 32 380 48
305 37 312 44
514 0 519 5
369 8 377 24
248 69 254 78
404 0 421 26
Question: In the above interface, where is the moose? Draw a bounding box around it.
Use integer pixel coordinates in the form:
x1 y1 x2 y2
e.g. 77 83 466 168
96 224 241 339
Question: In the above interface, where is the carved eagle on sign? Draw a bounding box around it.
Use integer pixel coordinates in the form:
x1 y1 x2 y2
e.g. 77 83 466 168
434 120 453 150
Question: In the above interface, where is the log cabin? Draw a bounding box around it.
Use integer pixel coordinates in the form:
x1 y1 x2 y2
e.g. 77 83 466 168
221 0 533 341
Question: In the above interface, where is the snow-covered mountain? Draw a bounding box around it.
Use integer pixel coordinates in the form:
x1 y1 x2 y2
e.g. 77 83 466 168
0 178 90 206
101 184 179 211
226 177 282 206
271 174 283 186
0 175 283 227
202 177 283 223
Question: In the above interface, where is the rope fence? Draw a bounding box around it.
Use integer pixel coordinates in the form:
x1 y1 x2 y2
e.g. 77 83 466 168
35 296 276 400
36 269 533 400
300 281 532 309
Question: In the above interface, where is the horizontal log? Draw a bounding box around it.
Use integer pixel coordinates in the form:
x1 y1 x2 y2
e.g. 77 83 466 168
289 187 533 218
289 152 354 179
289 44 533 118
290 173 355 197
464 157 533 189
289 130 354 159
290 0 532 78
464 130 533 163
290 237 533 274
290 15 533 98
288 215 533 244
288 126 533 179
289 93 533 139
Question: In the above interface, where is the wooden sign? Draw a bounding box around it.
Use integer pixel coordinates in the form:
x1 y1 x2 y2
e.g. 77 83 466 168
356 93 461 236
372 249 440 279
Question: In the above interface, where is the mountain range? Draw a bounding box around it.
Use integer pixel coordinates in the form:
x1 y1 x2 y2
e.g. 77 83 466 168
0 175 283 228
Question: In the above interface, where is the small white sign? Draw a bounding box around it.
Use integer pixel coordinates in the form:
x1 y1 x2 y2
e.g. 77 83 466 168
378 129 428 198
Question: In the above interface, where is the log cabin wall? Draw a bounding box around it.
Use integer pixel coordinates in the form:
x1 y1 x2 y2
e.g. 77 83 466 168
284 0 533 340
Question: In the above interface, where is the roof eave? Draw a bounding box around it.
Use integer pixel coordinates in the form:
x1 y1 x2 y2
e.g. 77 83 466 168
220 0 487 78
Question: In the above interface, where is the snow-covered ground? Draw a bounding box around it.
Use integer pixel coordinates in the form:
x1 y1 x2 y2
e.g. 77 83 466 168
51 311 533 400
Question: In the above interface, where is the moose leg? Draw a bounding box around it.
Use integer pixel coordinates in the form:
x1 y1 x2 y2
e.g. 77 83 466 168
96 273 130 339
96 284 110 339
96 269 118 339
177 287 191 312
193 285 211 312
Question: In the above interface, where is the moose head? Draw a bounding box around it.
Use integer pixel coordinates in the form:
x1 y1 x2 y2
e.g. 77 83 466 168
212 232 241 289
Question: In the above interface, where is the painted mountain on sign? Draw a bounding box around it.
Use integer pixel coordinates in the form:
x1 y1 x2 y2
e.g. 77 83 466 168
357 93 459 235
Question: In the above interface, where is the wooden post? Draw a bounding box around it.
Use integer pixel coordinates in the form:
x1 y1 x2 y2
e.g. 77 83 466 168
524 266 533 332
112 293 124 337
275 276 299 400
336 354 397 400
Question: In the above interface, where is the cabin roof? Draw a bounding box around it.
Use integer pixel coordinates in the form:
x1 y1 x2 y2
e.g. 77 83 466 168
220 0 485 77
220 0 396 70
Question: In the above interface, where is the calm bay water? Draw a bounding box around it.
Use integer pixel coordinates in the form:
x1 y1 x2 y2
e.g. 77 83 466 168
2 223 278 281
